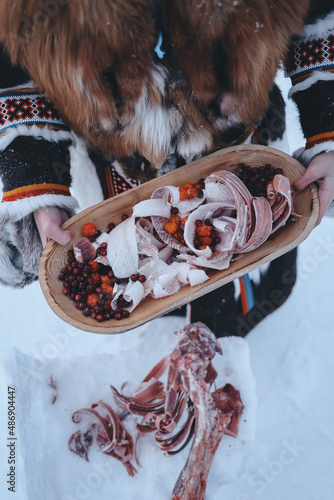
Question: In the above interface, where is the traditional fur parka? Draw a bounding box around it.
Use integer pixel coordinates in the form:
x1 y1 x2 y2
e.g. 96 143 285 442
0 0 333 287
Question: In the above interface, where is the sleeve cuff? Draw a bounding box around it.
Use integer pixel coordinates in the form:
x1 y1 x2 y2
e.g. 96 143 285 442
294 140 334 167
0 191 78 223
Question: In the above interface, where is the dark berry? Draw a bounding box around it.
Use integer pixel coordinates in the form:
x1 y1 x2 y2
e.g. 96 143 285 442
83 308 93 317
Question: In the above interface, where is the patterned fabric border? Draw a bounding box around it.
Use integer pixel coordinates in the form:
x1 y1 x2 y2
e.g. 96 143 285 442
0 88 70 134
110 163 141 196
2 183 70 202
305 131 334 150
286 31 334 84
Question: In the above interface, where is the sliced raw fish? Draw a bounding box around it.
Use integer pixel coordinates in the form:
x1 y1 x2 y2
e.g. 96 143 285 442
136 219 163 258
178 252 233 270
158 245 174 263
111 283 126 311
107 217 138 278
153 279 180 298
123 280 145 312
132 198 171 218
94 255 110 266
170 261 209 286
188 269 210 286
138 259 179 297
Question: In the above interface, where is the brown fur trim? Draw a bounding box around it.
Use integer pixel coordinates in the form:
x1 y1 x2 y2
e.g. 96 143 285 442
0 0 162 161
0 0 310 175
165 0 310 125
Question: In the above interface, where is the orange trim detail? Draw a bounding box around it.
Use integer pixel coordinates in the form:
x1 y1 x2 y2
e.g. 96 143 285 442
291 68 334 86
0 87 37 96
2 183 70 202
305 131 334 150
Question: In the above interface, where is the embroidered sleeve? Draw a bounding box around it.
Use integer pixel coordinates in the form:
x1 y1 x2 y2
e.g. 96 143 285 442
0 135 78 220
285 9 334 164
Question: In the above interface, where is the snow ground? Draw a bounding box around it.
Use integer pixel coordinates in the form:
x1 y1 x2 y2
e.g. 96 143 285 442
0 72 334 500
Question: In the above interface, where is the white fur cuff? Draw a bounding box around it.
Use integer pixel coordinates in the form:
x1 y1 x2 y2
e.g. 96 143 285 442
0 125 75 152
0 194 78 222
299 10 334 39
289 71 334 97
295 141 334 167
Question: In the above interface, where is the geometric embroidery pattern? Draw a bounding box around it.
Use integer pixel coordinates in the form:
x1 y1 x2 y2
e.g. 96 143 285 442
0 88 70 134
111 163 140 196
286 30 334 83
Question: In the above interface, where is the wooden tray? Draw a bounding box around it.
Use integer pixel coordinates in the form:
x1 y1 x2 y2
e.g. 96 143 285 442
39 145 319 334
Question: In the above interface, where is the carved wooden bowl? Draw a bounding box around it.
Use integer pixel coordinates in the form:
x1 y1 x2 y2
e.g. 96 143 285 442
39 145 319 334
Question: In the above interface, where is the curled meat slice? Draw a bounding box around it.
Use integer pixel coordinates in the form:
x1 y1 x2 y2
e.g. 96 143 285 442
205 172 252 251
151 214 188 253
150 185 205 253
184 202 234 259
206 170 253 211
238 197 272 253
267 174 294 233
69 402 137 476
73 237 96 263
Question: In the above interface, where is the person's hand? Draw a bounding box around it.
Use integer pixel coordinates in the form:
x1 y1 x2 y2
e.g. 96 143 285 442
292 151 334 226
33 207 75 247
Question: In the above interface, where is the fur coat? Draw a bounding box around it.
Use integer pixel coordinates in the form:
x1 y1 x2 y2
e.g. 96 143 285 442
2 0 334 288
0 0 310 177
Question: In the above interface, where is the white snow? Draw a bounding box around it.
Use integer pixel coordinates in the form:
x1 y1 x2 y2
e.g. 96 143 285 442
1 72 334 500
